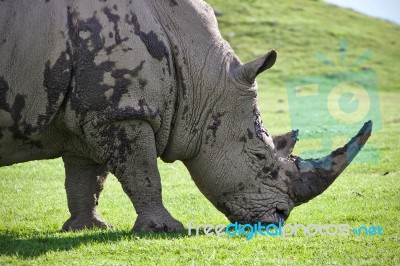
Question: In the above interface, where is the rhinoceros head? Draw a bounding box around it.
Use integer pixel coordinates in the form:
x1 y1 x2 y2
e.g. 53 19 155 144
183 50 372 225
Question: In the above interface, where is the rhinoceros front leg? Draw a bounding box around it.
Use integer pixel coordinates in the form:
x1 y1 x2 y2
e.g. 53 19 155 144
62 155 111 231
97 121 184 232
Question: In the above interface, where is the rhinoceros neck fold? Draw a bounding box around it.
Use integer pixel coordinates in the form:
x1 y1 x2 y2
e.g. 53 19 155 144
151 0 238 162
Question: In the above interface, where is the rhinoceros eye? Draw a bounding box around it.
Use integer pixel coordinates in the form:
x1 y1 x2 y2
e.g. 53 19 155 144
255 153 266 160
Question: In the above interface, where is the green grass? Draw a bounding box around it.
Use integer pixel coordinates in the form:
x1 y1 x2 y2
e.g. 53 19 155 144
1 0 399 265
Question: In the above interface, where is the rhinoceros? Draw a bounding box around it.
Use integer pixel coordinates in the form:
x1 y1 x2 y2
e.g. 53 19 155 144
0 0 372 232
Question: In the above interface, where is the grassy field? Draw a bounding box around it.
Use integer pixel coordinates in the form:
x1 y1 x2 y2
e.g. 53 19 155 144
1 0 399 265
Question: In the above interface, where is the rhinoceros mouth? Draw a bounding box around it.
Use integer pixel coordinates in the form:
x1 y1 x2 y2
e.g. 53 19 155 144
226 208 288 226
259 209 287 225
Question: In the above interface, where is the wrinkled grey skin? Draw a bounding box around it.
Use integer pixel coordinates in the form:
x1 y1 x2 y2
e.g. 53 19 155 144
0 0 372 232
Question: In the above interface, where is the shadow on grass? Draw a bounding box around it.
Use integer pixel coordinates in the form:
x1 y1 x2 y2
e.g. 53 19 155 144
0 229 192 258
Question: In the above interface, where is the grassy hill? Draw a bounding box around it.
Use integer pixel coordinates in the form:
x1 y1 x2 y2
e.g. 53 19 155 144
210 0 399 91
0 0 399 265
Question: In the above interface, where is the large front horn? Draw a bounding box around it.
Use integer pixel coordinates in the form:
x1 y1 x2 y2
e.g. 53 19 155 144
289 120 373 205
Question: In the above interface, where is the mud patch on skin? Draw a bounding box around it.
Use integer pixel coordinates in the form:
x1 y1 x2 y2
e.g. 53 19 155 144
181 105 189 120
204 112 224 146
8 94 43 148
110 60 145 103
247 128 254 140
104 38 129 55
66 8 148 123
139 78 148 90
67 8 109 117
0 45 71 146
207 112 224 138
254 164 280 180
94 99 160 125
103 7 122 45
125 12 171 74
269 168 279 179
39 44 72 128
253 107 269 138
95 123 136 173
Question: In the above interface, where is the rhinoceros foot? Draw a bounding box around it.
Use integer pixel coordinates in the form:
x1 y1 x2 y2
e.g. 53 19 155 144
62 215 113 231
132 212 184 233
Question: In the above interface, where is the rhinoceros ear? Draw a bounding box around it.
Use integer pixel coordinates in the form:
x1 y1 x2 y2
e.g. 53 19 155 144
241 50 277 84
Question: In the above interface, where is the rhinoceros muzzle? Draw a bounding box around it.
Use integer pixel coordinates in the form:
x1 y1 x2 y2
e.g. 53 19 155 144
259 209 287 225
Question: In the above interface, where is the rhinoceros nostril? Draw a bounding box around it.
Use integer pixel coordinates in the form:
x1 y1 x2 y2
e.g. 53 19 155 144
275 209 287 222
